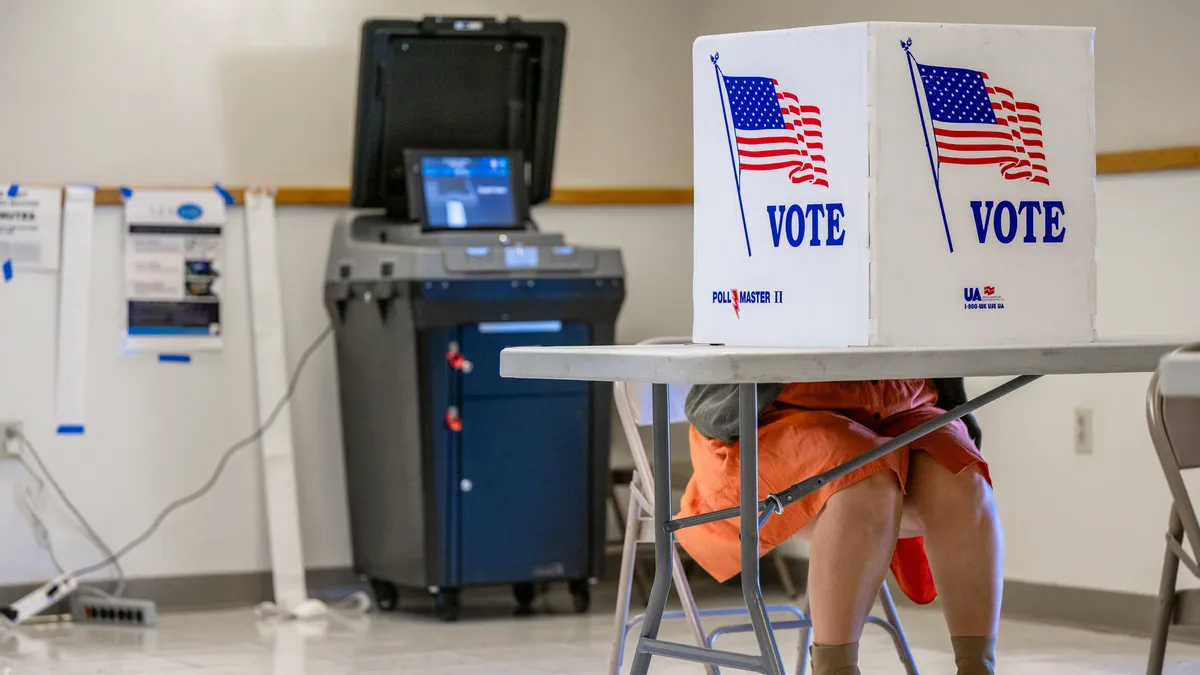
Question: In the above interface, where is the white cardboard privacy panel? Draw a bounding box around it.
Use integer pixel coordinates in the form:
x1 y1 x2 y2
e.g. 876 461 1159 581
693 22 1097 348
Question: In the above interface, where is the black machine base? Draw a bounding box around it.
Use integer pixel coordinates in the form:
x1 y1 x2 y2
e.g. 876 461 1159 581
368 578 592 621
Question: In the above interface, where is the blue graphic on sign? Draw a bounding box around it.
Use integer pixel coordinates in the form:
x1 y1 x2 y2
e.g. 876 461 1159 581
963 285 1005 311
765 203 846 248
712 288 785 319
969 200 1066 244
902 38 1059 254
710 52 831 258
177 203 204 221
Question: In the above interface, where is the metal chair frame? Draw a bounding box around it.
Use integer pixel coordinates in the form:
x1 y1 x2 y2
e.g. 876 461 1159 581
609 337 918 675
1146 343 1200 675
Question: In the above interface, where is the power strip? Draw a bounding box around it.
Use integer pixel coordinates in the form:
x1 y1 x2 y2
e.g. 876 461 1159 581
69 595 157 627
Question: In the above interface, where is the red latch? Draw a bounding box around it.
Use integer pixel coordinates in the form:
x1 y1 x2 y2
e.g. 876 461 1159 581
446 342 473 373
445 407 463 432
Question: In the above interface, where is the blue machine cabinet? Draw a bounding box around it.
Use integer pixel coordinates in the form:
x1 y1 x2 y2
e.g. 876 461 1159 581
455 323 591 586
325 219 624 620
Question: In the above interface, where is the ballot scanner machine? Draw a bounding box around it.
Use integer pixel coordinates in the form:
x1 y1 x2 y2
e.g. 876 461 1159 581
325 16 625 621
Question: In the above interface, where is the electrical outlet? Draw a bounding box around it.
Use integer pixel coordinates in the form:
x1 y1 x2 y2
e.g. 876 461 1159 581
0 421 22 457
1074 407 1093 455
70 595 157 627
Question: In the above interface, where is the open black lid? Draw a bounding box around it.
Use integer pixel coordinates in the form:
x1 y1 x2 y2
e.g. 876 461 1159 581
350 16 567 217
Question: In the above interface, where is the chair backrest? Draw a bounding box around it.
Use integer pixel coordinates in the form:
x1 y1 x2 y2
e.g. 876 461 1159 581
1148 343 1200 565
613 337 693 489
1163 397 1200 470
1158 346 1200 469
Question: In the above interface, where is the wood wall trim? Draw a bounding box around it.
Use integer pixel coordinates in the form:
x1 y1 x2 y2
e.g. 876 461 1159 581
93 185 695 206
547 187 693 204
1096 146 1200 175
83 147 1200 207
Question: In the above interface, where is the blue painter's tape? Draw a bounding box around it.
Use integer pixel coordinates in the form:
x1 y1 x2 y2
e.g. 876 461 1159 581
119 186 133 200
6 184 17 198
2 259 11 282
56 425 85 435
213 183 234 206
158 354 192 364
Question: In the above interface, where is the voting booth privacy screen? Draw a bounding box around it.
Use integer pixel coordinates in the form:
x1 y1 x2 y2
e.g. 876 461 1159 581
692 22 1097 348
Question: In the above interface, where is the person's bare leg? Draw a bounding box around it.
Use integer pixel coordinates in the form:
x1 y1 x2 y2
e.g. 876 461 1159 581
806 470 903 646
907 451 1002 673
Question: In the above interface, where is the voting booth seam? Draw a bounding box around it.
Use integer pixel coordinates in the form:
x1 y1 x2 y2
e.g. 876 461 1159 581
692 22 1097 348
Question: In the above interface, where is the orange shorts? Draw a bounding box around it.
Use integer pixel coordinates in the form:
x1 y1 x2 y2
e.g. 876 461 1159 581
675 379 989 604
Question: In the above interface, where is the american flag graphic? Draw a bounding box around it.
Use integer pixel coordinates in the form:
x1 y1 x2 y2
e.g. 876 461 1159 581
722 76 828 186
917 64 1048 185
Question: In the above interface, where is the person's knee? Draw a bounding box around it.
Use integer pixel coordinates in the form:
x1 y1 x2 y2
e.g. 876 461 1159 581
910 454 995 520
824 470 902 530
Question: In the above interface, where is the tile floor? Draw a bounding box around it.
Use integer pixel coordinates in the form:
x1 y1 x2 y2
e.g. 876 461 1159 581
2 589 1199 674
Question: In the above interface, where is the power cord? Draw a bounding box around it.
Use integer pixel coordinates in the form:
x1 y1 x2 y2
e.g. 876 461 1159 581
8 433 126 598
8 323 334 583
3 435 125 599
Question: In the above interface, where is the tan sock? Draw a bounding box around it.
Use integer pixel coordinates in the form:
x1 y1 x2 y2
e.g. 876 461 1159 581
811 642 861 675
951 636 997 675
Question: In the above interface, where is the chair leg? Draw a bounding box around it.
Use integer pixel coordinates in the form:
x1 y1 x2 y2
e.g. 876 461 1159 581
609 479 651 603
608 480 645 675
608 479 625 540
1148 507 1184 675
670 544 719 675
770 550 801 600
796 597 813 675
633 556 653 606
877 580 919 675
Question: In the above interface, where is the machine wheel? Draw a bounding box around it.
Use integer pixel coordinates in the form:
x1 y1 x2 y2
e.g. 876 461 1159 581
513 582 536 616
370 578 399 611
569 579 591 614
434 589 461 622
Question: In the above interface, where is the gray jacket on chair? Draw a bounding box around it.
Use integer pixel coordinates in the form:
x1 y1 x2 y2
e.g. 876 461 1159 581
683 378 982 449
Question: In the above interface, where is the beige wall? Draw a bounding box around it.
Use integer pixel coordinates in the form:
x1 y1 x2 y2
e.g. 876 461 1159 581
2 0 1200 596
699 0 1200 153
0 0 696 187
3 1 1194 192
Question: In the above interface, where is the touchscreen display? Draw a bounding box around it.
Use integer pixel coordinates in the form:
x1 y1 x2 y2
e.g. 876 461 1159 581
420 155 517 229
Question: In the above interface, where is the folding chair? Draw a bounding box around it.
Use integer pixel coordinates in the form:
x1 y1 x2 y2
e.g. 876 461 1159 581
609 337 919 675
1146 343 1200 675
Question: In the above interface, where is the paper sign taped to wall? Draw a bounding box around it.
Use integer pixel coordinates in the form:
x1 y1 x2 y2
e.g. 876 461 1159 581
56 186 97 434
0 186 63 272
122 189 227 351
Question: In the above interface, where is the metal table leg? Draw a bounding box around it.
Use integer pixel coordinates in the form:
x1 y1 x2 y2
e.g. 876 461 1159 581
740 383 786 675
628 384 674 675
629 382 790 674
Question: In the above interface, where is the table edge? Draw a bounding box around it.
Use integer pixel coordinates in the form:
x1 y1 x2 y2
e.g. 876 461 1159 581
498 341 1191 384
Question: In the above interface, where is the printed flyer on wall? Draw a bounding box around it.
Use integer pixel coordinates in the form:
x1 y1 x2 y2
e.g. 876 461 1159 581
123 189 227 351
0 185 63 272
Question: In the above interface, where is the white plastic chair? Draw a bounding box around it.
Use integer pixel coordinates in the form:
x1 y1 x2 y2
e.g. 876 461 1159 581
609 337 919 675
1146 343 1200 674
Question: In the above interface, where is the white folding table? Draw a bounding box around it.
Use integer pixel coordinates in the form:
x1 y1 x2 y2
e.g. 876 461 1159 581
500 341 1187 675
